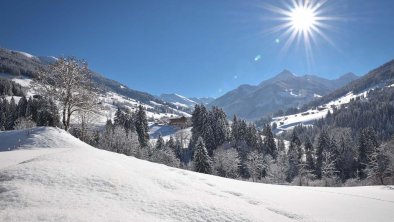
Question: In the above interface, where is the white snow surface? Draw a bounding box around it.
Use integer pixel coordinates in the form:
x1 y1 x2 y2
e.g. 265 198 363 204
1 127 394 222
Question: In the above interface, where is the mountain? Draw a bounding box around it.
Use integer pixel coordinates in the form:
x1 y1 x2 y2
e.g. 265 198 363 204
189 97 215 105
209 70 358 120
159 93 215 109
0 48 191 124
159 93 197 109
1 127 393 221
272 59 394 134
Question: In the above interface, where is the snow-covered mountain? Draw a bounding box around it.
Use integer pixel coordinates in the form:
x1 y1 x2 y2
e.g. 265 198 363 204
159 93 198 109
189 96 215 105
1 127 393 221
272 60 394 134
209 70 358 120
0 48 191 124
159 93 215 109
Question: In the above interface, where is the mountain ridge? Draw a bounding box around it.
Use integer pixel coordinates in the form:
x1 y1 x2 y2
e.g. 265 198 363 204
209 70 358 120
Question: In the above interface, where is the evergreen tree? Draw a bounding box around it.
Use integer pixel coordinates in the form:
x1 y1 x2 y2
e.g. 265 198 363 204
166 136 176 151
304 137 315 172
114 107 126 126
17 96 28 118
155 135 165 150
193 137 212 174
277 139 286 152
7 97 17 130
358 127 379 179
287 141 299 182
263 124 277 159
315 130 330 179
135 105 149 147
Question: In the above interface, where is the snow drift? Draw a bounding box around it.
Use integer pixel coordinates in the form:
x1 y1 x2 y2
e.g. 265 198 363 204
1 127 394 221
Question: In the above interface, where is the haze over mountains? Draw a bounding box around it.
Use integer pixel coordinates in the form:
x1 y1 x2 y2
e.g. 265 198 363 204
209 70 358 120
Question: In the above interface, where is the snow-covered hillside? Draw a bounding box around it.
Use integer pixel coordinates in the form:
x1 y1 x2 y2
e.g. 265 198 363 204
0 72 190 126
272 85 379 134
159 93 198 109
1 127 394 222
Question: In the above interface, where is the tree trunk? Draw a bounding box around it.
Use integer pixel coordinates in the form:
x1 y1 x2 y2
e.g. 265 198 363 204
62 107 67 130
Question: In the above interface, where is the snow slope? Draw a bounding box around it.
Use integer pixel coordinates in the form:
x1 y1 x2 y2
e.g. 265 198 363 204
1 127 394 222
272 86 377 134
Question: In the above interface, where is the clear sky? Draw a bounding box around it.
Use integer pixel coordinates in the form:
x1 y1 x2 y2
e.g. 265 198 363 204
1 0 393 98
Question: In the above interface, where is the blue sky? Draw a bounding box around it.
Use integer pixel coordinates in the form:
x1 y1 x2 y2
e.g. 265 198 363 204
1 0 394 98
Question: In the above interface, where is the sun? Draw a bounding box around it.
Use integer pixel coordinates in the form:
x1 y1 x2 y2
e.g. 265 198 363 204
290 5 317 33
264 0 337 60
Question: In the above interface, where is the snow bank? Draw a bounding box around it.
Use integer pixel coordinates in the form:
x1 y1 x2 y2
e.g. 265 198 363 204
1 127 393 221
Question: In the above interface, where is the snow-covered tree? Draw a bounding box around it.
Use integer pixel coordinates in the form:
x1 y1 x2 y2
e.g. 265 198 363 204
358 127 379 179
34 57 98 131
321 150 338 186
213 147 240 178
193 137 212 174
246 151 264 182
155 135 165 150
13 117 36 130
304 138 315 172
366 143 393 185
150 146 180 168
315 130 330 179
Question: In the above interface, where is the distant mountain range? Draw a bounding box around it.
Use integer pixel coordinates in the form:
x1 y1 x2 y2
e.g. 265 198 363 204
209 70 358 120
158 93 215 109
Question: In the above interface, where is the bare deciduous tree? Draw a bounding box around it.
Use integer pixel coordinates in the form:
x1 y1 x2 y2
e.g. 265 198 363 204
34 57 97 131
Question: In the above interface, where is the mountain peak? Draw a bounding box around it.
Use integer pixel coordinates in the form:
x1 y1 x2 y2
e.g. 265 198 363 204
341 72 357 77
276 69 295 78
336 72 358 82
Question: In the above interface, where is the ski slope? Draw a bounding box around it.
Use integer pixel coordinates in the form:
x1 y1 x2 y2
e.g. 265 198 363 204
1 127 394 222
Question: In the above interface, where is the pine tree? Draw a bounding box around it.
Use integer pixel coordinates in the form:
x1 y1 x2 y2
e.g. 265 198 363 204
7 97 17 130
358 127 379 179
17 96 28 118
315 130 330 179
166 136 176 151
193 137 212 174
287 141 299 182
263 124 277 159
114 107 126 126
286 131 302 182
155 135 165 150
135 105 149 147
304 137 315 172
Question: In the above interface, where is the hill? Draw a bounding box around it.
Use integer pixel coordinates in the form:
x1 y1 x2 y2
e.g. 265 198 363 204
1 127 394 221
0 48 190 124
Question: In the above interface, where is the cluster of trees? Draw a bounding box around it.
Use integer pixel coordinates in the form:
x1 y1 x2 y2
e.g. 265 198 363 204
0 96 59 130
0 78 24 97
280 125 394 185
316 87 394 141
189 105 284 182
85 105 182 168
188 103 394 186
0 48 43 78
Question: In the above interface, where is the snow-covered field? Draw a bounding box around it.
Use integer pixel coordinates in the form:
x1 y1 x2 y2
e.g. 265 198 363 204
1 127 394 222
